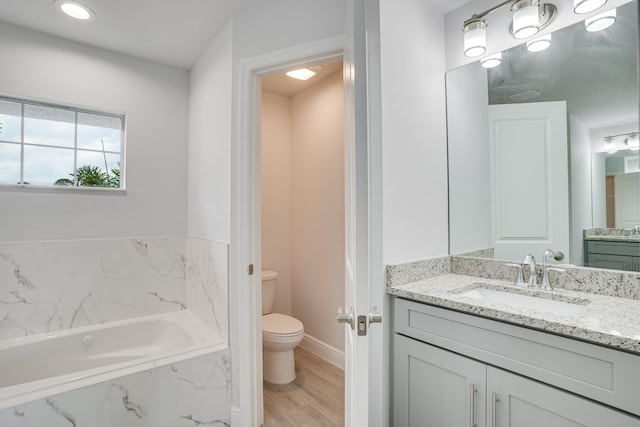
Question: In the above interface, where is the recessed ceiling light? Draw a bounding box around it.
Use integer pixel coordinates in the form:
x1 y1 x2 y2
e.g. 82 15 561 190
54 0 96 21
286 68 316 81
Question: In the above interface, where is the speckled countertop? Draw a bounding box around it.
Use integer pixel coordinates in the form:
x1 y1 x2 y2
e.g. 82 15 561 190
583 228 640 243
388 273 640 355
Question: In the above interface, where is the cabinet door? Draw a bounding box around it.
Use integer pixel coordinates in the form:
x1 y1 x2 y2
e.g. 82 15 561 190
394 334 486 427
586 253 634 271
487 367 640 427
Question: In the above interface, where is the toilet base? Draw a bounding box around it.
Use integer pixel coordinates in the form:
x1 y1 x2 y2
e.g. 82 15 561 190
263 348 296 384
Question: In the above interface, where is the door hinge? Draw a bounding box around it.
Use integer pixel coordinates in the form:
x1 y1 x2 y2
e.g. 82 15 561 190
248 264 254 275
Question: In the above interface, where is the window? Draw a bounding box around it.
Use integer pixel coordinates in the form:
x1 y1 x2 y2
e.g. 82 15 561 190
0 96 125 189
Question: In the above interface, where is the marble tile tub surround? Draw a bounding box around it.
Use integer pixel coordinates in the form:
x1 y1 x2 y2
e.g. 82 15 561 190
0 349 231 427
387 255 640 300
583 228 640 242
0 236 229 342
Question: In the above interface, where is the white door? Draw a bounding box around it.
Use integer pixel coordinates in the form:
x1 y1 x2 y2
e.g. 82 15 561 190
489 101 570 262
342 0 374 425
615 171 640 228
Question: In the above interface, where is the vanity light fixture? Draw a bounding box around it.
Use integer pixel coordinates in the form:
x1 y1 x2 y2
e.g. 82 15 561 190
285 68 316 81
527 33 551 52
574 0 607 14
462 0 557 57
604 136 617 154
54 0 96 21
626 133 640 151
481 52 503 68
585 8 616 32
464 19 488 57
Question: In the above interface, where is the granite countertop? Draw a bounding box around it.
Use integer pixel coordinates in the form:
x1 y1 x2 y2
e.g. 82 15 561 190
583 235 640 243
388 273 640 355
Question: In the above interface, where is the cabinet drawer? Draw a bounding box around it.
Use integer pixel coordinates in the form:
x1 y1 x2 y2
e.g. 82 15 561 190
586 240 640 256
394 298 640 416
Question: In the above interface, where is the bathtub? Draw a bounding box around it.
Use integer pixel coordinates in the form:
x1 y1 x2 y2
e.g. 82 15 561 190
0 310 225 410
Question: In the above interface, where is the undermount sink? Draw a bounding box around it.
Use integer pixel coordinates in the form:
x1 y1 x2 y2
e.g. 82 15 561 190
458 285 590 316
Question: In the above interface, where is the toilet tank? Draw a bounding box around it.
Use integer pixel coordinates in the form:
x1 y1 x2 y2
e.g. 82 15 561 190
261 270 278 315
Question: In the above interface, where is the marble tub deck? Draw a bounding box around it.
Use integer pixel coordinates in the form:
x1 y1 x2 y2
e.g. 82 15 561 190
388 273 640 355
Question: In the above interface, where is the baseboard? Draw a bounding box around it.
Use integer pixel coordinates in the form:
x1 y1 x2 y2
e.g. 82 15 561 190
299 334 345 370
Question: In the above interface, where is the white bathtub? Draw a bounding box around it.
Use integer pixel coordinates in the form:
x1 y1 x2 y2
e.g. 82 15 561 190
0 310 225 410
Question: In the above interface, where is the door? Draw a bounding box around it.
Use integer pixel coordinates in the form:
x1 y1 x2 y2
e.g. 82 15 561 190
342 0 374 425
394 335 487 427
487 367 640 427
489 101 570 262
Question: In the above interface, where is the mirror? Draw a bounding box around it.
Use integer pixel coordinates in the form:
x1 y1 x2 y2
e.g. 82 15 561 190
447 0 639 270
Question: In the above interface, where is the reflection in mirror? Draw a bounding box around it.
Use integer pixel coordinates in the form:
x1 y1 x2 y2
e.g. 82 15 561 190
447 0 639 271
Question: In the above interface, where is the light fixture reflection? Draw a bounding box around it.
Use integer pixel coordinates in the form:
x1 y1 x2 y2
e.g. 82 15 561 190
286 68 316 81
585 8 616 32
604 137 617 154
626 133 640 151
527 34 551 52
574 0 607 14
464 19 487 57
481 52 502 68
54 0 96 20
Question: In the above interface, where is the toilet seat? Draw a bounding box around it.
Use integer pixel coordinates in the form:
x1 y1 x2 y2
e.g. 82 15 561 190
262 313 304 338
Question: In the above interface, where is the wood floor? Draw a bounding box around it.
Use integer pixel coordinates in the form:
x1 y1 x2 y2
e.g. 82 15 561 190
263 347 345 426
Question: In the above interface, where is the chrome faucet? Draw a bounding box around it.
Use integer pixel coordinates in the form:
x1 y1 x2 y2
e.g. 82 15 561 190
522 254 538 287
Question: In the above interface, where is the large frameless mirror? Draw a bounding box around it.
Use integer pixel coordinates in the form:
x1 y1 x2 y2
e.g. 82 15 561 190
447 0 639 271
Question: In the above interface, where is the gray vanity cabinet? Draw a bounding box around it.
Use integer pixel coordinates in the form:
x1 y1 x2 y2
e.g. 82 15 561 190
584 240 640 271
393 298 640 427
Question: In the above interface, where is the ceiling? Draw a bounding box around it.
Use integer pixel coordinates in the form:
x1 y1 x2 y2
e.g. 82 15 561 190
487 1 638 129
0 0 472 70
0 0 273 69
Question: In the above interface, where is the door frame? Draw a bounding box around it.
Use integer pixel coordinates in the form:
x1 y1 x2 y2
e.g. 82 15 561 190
230 36 345 427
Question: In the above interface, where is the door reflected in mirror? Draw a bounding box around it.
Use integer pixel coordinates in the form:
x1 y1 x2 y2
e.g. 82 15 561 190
447 0 639 270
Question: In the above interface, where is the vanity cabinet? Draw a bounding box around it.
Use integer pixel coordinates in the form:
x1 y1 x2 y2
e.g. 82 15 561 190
584 240 640 271
393 298 640 426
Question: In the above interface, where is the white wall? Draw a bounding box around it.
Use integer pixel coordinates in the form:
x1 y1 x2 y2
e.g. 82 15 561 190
447 62 492 254
0 23 189 242
380 0 449 264
592 153 607 228
261 90 293 315
188 21 233 243
569 114 592 265
290 70 345 352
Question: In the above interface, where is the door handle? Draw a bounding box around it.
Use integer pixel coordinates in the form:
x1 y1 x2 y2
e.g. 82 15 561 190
336 307 355 330
491 392 499 427
369 306 382 324
469 383 476 427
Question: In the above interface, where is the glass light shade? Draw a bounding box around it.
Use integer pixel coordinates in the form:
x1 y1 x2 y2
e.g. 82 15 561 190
627 134 640 151
585 8 616 32
481 53 502 68
513 3 540 39
574 0 607 14
464 20 487 57
527 34 551 52
54 0 95 20
604 138 617 154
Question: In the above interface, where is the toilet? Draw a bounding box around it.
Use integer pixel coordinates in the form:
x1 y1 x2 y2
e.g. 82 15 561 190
261 270 304 384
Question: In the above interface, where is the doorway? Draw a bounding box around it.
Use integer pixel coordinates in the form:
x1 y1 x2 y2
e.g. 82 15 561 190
260 61 346 425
